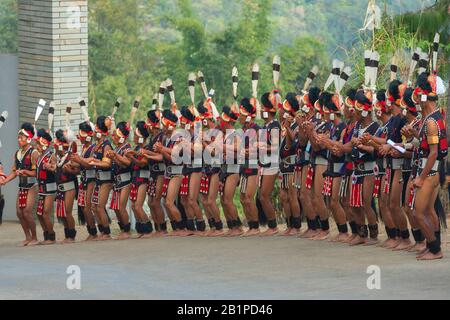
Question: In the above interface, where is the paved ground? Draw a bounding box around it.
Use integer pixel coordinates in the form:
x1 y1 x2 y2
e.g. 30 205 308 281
1 221 450 300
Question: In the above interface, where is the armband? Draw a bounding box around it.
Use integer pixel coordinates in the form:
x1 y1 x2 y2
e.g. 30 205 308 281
427 135 439 145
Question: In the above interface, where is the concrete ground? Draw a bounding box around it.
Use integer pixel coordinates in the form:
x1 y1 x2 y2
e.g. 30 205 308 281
1 221 450 300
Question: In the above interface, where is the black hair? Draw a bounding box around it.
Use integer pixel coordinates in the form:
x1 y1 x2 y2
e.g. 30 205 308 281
322 92 338 112
222 106 238 121
79 121 93 133
181 106 196 122
162 109 178 124
346 88 357 101
261 92 273 109
285 92 299 112
37 128 52 143
21 122 35 137
55 129 67 143
388 80 403 101
416 72 433 93
136 121 150 138
116 121 130 137
240 97 255 115
376 89 386 103
147 110 160 124
355 90 371 106
308 87 321 106
96 115 108 133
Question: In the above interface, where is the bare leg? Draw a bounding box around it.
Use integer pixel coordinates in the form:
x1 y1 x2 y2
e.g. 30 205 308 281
83 182 98 240
41 195 56 245
329 177 350 242
389 170 410 249
259 172 279 236
207 173 224 236
23 187 38 246
299 166 320 238
115 184 131 240
311 165 329 240
241 175 260 237
97 183 113 240
415 175 443 260
220 174 242 236
165 176 190 236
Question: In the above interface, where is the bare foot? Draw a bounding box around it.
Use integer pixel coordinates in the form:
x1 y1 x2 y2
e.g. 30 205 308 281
330 233 350 243
208 229 226 237
363 238 378 246
416 248 429 259
223 229 235 237
99 234 112 241
408 242 426 253
384 238 400 249
140 233 155 239
260 228 279 237
40 240 56 245
343 234 357 244
349 235 365 246
393 239 413 251
311 230 330 241
115 232 131 240
85 235 98 241
287 228 301 236
417 251 443 261
281 228 292 236
242 229 261 237
20 239 31 247
299 229 319 239
27 239 40 246
229 228 244 237
60 238 76 244
376 238 390 247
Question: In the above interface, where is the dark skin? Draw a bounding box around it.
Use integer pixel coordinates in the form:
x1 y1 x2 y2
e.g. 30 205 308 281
35 144 56 245
154 126 191 236
69 134 98 241
87 132 113 240
126 133 151 239
51 144 79 243
333 110 377 246
1 135 39 246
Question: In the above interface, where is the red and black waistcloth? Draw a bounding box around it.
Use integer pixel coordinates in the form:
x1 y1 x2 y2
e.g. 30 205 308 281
322 121 346 197
219 131 241 196
15 147 37 209
350 121 379 208
36 149 56 216
129 145 151 202
338 121 356 198
109 143 132 210
279 122 299 190
92 139 113 205
55 154 78 218
146 131 166 197
372 117 392 197
259 119 281 169
305 119 331 190
240 122 261 193
161 136 184 197
77 144 95 207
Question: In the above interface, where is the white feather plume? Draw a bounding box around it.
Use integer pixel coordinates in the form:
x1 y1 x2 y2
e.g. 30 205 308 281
252 63 259 98
188 73 196 105
303 65 318 92
273 55 281 88
232 66 238 100
198 71 208 98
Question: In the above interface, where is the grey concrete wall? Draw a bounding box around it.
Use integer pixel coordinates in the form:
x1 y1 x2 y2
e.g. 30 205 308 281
18 0 88 132
0 54 19 221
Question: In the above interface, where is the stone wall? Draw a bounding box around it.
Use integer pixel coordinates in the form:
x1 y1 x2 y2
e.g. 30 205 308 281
18 0 88 131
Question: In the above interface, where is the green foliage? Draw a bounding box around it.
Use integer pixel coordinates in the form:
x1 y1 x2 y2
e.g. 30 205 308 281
0 0 17 54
